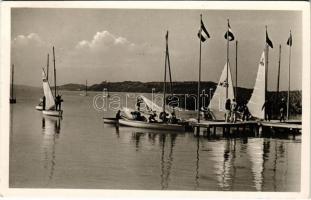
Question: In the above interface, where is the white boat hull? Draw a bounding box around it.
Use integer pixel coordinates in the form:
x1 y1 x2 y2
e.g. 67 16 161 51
103 117 118 124
43 110 63 117
118 119 185 131
36 105 43 111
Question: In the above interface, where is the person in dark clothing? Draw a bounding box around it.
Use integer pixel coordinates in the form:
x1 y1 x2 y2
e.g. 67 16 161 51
148 111 157 123
116 110 122 120
136 97 143 111
170 110 178 124
242 104 250 121
279 98 287 122
159 111 169 123
55 95 63 111
262 99 272 121
42 96 46 110
225 99 231 122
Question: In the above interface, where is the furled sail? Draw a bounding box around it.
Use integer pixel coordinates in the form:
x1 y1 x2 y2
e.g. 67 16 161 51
42 69 56 110
208 62 235 120
247 51 265 119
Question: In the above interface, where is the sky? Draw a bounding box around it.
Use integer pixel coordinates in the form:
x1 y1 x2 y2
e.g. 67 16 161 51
11 8 302 91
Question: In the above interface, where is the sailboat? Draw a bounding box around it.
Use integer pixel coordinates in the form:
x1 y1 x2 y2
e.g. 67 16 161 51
116 31 187 131
208 62 235 120
80 80 88 96
10 64 16 104
247 51 266 119
42 47 63 117
36 54 49 111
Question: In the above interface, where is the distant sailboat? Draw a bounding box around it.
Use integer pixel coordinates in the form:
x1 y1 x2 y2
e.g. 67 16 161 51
10 64 16 104
247 51 266 119
208 62 235 120
80 80 88 96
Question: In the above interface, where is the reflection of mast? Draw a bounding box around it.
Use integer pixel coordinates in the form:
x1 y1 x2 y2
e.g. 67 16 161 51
159 133 176 190
41 116 61 183
195 137 200 189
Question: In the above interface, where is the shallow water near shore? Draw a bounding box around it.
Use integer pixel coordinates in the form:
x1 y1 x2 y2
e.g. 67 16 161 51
9 90 301 191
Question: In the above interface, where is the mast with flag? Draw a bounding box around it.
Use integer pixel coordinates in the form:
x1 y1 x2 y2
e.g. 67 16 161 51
224 19 235 99
286 30 292 120
265 26 273 120
197 14 210 123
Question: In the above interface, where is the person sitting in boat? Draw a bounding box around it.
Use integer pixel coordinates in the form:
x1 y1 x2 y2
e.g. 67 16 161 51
116 110 122 120
148 111 157 123
225 99 231 122
159 111 169 123
55 94 63 111
42 96 46 110
170 110 178 124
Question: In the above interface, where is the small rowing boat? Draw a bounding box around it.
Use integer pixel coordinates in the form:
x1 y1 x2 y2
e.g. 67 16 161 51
118 118 186 132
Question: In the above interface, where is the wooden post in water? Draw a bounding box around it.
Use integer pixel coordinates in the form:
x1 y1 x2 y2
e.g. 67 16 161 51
85 80 88 96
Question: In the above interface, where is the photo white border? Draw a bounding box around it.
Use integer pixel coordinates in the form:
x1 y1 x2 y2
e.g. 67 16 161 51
0 1 310 199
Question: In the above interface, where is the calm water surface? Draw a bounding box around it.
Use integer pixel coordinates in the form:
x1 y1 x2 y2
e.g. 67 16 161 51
10 90 301 191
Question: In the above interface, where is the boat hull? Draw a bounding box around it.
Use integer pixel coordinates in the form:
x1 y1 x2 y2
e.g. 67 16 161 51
118 119 185 131
43 110 63 117
36 105 43 111
103 117 118 124
10 98 16 104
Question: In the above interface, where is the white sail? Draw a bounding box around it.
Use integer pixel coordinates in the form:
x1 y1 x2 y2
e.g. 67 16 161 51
42 69 56 110
208 62 235 120
247 51 265 119
139 95 163 114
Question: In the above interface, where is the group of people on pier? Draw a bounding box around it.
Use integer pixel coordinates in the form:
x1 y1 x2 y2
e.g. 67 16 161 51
261 97 287 122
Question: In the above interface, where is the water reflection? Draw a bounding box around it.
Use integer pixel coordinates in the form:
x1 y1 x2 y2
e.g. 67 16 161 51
159 133 177 190
195 137 200 189
131 132 145 151
41 116 61 184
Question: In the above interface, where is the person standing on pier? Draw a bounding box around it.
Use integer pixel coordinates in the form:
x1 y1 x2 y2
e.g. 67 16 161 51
262 99 272 121
225 98 231 122
231 99 237 123
279 98 287 122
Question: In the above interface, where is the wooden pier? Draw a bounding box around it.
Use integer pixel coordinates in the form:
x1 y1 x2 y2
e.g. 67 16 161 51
192 120 301 137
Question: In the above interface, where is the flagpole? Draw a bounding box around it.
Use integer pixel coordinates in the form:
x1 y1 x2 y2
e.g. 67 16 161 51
197 14 202 123
276 44 281 113
287 30 292 120
265 26 269 120
226 19 229 99
235 40 238 101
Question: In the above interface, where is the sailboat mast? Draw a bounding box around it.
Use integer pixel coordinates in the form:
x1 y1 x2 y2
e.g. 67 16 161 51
287 31 292 120
235 40 238 101
276 45 281 107
47 54 49 81
53 46 57 98
197 15 202 123
226 19 229 99
163 31 168 113
11 64 14 99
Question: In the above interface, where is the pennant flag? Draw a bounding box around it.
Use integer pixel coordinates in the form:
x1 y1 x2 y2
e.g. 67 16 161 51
266 30 273 48
198 19 210 42
224 21 235 41
287 31 292 46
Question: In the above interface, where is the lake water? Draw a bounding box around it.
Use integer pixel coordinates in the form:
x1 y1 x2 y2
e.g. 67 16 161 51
9 89 301 191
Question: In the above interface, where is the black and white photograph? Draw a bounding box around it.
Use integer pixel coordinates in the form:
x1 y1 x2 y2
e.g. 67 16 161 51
0 1 310 198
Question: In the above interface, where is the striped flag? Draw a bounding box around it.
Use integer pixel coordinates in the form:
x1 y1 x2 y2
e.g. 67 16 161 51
266 30 273 48
198 19 210 42
287 31 292 46
224 21 234 41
